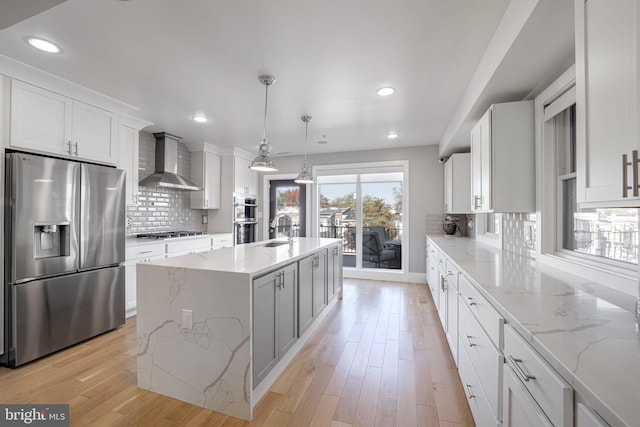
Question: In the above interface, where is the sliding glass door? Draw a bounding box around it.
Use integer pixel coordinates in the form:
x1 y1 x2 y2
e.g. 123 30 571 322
316 164 405 272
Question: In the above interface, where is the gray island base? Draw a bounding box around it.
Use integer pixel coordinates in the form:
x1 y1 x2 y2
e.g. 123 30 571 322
136 238 343 420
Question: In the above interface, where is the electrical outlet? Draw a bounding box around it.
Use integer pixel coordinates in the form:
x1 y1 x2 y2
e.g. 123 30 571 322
201 214 208 224
182 309 193 329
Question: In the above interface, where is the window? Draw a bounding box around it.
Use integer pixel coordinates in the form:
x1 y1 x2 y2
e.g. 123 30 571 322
545 85 638 266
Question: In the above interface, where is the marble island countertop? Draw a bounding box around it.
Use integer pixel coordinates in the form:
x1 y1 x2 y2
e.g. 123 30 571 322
141 237 342 276
427 235 640 427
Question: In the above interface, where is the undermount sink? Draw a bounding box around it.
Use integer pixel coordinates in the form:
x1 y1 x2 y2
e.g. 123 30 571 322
261 241 290 248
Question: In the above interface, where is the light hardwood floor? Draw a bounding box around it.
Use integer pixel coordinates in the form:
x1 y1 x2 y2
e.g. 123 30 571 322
0 279 474 427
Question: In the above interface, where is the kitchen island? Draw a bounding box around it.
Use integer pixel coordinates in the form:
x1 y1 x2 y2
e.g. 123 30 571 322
136 237 343 421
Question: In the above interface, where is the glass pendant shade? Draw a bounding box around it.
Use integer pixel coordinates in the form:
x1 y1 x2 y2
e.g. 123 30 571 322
295 115 314 184
250 75 278 172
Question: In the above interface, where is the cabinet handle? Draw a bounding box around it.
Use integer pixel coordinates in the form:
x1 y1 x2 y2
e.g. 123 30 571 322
281 271 285 289
66 140 72 155
465 384 475 399
447 271 454 276
74 142 79 156
138 250 153 254
464 335 476 347
508 356 536 382
441 277 447 292
466 296 477 306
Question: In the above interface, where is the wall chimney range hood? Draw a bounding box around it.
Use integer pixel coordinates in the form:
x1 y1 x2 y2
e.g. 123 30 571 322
139 132 201 191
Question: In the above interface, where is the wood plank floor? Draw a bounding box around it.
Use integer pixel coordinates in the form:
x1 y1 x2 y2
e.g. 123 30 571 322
0 279 474 426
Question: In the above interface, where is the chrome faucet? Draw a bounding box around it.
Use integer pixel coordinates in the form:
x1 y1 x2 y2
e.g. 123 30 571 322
270 213 294 244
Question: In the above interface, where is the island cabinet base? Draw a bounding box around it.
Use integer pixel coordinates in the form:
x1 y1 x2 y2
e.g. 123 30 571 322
136 238 342 421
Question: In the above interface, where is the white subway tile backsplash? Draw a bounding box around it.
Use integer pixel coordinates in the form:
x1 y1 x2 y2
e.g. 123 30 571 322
126 131 205 235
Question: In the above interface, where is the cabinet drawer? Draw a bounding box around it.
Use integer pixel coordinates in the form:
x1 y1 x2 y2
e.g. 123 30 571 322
212 233 233 248
459 299 502 419
458 273 504 349
458 339 500 427
166 237 211 254
504 325 573 427
126 243 166 260
444 259 460 290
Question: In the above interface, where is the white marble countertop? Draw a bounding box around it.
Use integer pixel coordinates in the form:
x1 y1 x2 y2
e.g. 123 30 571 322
142 237 342 276
427 235 640 427
125 232 232 247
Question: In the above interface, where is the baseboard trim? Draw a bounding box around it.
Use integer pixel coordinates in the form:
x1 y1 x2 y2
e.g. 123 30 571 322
343 269 427 283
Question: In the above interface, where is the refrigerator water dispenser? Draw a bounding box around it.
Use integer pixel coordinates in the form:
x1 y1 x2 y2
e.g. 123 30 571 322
34 223 70 259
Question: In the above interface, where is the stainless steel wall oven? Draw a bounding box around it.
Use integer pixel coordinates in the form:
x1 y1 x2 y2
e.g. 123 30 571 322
234 196 257 244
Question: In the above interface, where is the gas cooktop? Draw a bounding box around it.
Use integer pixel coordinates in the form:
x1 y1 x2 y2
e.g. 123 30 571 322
136 231 205 239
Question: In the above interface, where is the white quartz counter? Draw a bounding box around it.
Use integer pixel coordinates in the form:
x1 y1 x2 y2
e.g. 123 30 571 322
125 232 231 247
142 237 342 276
427 235 640 427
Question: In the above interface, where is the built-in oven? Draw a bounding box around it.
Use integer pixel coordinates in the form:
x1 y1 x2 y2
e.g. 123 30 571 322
234 196 258 244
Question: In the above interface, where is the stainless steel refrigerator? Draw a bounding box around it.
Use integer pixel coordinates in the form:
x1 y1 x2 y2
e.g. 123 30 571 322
2 152 126 367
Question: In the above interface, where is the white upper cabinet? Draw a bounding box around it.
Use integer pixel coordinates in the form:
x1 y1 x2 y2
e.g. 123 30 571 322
234 156 258 196
444 152 471 214
10 79 71 156
191 150 221 209
9 79 117 165
470 101 535 213
117 115 152 207
575 0 640 206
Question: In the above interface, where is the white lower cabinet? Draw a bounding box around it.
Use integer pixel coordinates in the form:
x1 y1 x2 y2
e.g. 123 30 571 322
503 364 553 426
459 340 501 427
166 236 212 257
503 325 573 427
459 294 503 421
426 240 440 309
125 242 166 313
576 403 609 427
252 262 297 388
211 233 233 250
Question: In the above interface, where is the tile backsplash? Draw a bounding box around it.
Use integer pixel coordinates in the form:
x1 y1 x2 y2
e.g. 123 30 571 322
126 131 205 235
502 212 537 256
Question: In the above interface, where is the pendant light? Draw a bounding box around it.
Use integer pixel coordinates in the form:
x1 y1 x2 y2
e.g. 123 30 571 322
250 75 278 172
295 115 314 184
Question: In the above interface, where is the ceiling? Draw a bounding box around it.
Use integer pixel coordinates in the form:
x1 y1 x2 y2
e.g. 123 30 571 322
0 0 515 156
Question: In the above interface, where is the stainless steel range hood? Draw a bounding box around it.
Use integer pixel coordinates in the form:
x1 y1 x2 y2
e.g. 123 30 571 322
139 132 201 191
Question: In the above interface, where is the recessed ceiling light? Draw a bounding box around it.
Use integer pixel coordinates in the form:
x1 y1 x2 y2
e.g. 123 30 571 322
386 132 399 140
26 37 61 54
377 87 395 96
192 115 209 123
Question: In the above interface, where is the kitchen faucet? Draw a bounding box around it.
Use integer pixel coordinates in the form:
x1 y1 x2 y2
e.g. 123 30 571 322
270 212 294 244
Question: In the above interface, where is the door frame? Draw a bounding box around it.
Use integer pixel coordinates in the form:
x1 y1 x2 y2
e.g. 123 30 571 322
262 174 313 241
312 160 410 280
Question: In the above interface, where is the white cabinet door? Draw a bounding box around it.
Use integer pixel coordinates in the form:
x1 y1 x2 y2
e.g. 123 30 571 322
575 0 640 206
470 102 534 213
118 125 140 206
9 79 117 165
10 79 72 156
71 101 117 164
503 367 553 427
234 156 258 195
445 153 471 214
191 151 221 209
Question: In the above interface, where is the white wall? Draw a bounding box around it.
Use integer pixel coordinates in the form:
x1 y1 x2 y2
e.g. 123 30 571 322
259 145 443 275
